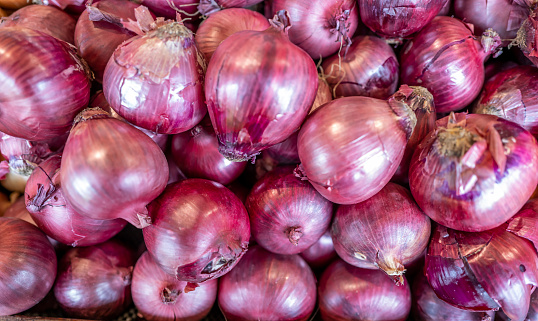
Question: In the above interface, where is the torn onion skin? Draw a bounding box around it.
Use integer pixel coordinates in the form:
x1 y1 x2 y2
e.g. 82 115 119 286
507 198 538 250
198 0 264 16
425 224 538 321
139 0 199 19
409 112 538 232
515 6 538 68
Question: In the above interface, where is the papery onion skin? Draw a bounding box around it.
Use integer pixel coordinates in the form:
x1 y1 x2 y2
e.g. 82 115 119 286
515 9 538 68
40 0 85 14
0 0 28 10
507 198 538 250
0 5 76 43
198 0 264 16
299 228 338 270
132 252 217 321
0 8 7 16
331 182 430 283
143 179 250 285
205 10 318 162
54 239 135 319
61 108 169 229
322 35 399 99
473 65 538 137
0 27 91 141
246 166 333 255
409 112 538 232
0 217 57 316
194 8 270 62
139 0 199 19
310 76 333 113
318 259 412 321
218 245 316 321
425 224 538 321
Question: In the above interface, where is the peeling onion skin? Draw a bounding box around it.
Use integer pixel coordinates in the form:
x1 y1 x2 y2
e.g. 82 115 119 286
205 10 319 162
0 27 91 141
331 182 431 284
310 76 333 113
318 259 412 321
139 0 199 19
246 166 333 255
61 108 169 229
409 112 538 232
198 0 265 16
515 8 538 68
218 245 316 321
299 228 338 270
0 217 57 316
497 290 538 321
132 252 217 321
425 224 538 321
142 179 250 285
507 198 538 250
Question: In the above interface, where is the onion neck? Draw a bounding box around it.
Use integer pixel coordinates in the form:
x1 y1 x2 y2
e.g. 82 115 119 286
328 8 353 55
268 10 292 36
286 226 303 246
480 29 502 61
74 108 110 126
435 126 476 158
388 88 418 140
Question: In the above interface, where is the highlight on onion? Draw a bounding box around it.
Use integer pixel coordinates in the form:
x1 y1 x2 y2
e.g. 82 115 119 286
218 245 317 321
409 112 538 232
198 0 264 16
506 198 538 250
139 0 199 19
39 0 86 14
299 228 338 270
496 290 538 321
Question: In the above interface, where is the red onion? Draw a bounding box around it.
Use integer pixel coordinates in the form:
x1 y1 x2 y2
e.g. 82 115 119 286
246 166 333 255
425 224 538 321
194 8 270 62
143 179 250 287
61 108 169 228
40 0 85 14
139 0 199 19
409 112 538 232
0 27 91 141
0 5 76 43
331 182 431 284
473 65 538 137
0 217 57 316
359 0 448 38
310 76 333 113
506 198 538 249
226 180 250 204
296 85 419 204
166 152 187 184
400 16 501 112
171 118 246 185
299 228 338 270
319 259 412 321
497 290 538 321
218 245 316 321
103 7 207 135
132 252 217 321
485 59 519 81
198 0 264 16
412 272 495 321
322 35 398 99
54 239 135 319
514 7 538 68
205 10 318 162
261 132 300 166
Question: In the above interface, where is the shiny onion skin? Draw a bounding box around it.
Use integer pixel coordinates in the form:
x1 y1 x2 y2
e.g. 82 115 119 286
497 290 538 321
246 166 333 255
0 217 57 316
132 252 217 321
409 112 538 232
61 108 169 228
318 259 412 321
412 272 495 321
198 0 264 16
25 155 127 247
400 16 501 112
218 245 316 321
40 0 86 14
143 179 250 286
0 27 91 141
331 182 431 284
103 7 207 135
359 0 448 38
139 0 199 19
296 86 418 204
507 199 538 249
0 5 76 43
473 66 538 137
322 35 399 99
171 118 246 185
299 228 338 270
425 224 538 321
194 8 270 62
54 240 135 319
205 11 318 162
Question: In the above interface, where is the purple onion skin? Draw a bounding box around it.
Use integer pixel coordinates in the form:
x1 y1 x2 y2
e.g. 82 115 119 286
0 5 76 43
507 198 538 250
299 228 338 270
42 0 86 14
413 272 495 321
319 259 412 321
409 113 538 232
143 179 250 284
139 0 199 19
0 217 57 316
359 0 447 38
218 245 317 321
263 132 300 165
425 224 538 321
0 27 91 141
246 166 333 255
205 11 318 162
198 0 265 16
497 290 538 321
132 252 217 321
438 0 451 15
54 240 135 319
516 9 538 68
171 118 247 185
322 35 399 100
473 66 538 137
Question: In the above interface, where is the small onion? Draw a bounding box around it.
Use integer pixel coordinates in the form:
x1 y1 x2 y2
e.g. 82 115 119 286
218 245 317 321
198 0 264 16
139 0 199 19
409 112 538 232
318 259 412 321
299 228 338 270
